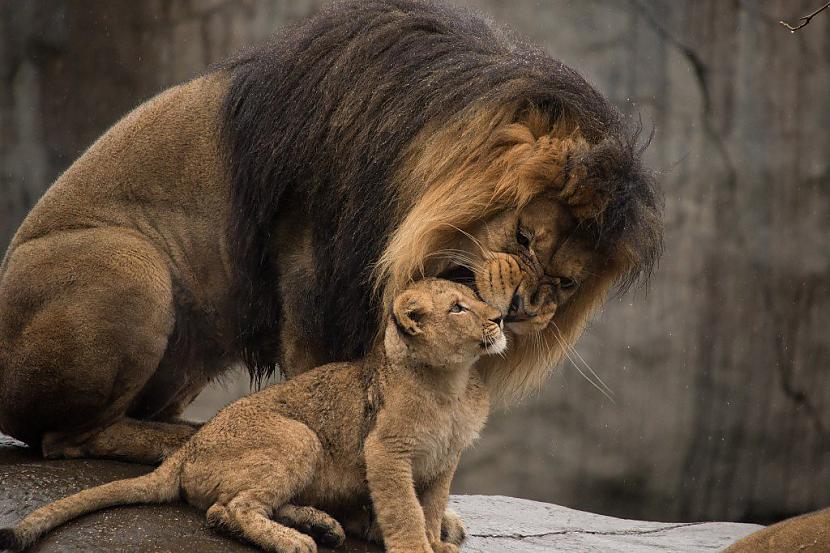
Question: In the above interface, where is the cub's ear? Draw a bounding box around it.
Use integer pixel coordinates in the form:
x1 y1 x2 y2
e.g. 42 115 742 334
392 290 433 336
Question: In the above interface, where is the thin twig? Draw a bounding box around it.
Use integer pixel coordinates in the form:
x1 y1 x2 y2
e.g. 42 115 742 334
779 0 830 31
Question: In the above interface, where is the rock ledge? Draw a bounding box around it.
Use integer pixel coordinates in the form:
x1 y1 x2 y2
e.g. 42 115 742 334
0 435 761 552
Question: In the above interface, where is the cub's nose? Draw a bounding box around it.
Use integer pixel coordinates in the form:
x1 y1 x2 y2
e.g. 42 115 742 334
484 305 504 328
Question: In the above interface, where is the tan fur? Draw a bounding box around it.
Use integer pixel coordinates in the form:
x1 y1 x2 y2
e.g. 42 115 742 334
0 73 234 462
376 104 620 401
0 73 624 461
0 280 503 553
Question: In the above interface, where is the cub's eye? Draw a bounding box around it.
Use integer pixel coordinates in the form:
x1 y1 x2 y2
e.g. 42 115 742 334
449 303 465 313
516 225 532 249
558 277 577 290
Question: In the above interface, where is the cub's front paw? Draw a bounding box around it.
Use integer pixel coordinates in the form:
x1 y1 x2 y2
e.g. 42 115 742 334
431 540 459 553
388 542 432 553
281 531 317 553
440 509 466 546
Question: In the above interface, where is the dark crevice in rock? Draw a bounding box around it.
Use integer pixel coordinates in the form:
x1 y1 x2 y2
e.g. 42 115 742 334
470 521 702 540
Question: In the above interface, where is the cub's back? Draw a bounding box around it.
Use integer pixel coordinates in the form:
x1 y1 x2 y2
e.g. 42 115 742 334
191 361 374 459
271 362 376 458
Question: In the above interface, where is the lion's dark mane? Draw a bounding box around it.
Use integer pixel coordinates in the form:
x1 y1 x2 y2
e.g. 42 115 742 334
216 0 661 380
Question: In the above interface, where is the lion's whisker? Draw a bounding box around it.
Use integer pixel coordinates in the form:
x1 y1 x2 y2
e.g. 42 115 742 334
548 323 614 403
424 249 485 273
444 224 493 261
427 255 477 272
570 342 614 397
436 250 484 269
550 320 614 398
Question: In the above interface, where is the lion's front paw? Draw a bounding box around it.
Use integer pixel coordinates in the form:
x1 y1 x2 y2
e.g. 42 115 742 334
440 509 466 546
43 445 88 460
41 436 90 460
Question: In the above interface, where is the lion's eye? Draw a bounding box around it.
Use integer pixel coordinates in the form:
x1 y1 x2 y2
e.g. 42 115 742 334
558 277 576 290
516 225 532 249
449 303 465 313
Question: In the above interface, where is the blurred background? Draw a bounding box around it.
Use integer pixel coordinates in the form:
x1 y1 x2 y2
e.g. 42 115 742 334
1 0 828 526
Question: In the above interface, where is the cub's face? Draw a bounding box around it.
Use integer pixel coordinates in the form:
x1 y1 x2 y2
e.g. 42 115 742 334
391 278 506 368
437 197 599 336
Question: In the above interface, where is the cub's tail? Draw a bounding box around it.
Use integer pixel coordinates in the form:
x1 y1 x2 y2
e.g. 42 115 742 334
0 456 181 551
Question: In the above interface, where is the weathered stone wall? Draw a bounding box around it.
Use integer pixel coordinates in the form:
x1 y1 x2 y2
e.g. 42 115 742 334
1 0 828 525
0 0 325 247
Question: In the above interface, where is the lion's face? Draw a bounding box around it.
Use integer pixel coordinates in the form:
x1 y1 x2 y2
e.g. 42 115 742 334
438 196 598 337
373 103 660 400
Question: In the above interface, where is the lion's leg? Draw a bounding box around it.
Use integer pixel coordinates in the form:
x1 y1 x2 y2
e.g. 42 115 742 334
145 373 213 425
275 504 345 548
0 228 193 464
279 319 327 378
45 367 209 463
42 418 196 464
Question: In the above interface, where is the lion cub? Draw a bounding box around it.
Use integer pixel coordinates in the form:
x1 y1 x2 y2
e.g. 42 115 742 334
0 279 505 553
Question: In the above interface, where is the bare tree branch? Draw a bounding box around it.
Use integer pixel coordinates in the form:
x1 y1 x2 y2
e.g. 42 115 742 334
779 0 830 32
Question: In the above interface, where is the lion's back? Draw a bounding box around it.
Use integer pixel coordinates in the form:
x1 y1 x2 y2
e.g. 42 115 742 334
8 73 230 258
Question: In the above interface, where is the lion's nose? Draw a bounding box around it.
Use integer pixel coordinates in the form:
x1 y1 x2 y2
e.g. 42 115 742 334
508 292 522 315
505 291 530 322
490 315 504 329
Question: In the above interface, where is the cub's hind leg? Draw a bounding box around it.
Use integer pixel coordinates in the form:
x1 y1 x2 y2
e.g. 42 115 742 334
208 493 316 553
195 418 324 551
275 504 345 548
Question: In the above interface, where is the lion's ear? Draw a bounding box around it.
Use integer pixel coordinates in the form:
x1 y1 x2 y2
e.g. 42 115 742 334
392 290 432 336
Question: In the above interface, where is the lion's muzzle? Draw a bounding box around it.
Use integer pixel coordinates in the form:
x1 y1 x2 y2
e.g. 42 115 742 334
473 253 557 335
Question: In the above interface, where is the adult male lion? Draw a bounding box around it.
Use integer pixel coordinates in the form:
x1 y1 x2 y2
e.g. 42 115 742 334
0 0 661 464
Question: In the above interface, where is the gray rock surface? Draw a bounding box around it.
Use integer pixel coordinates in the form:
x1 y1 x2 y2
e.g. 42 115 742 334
451 496 762 552
1 435 761 552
